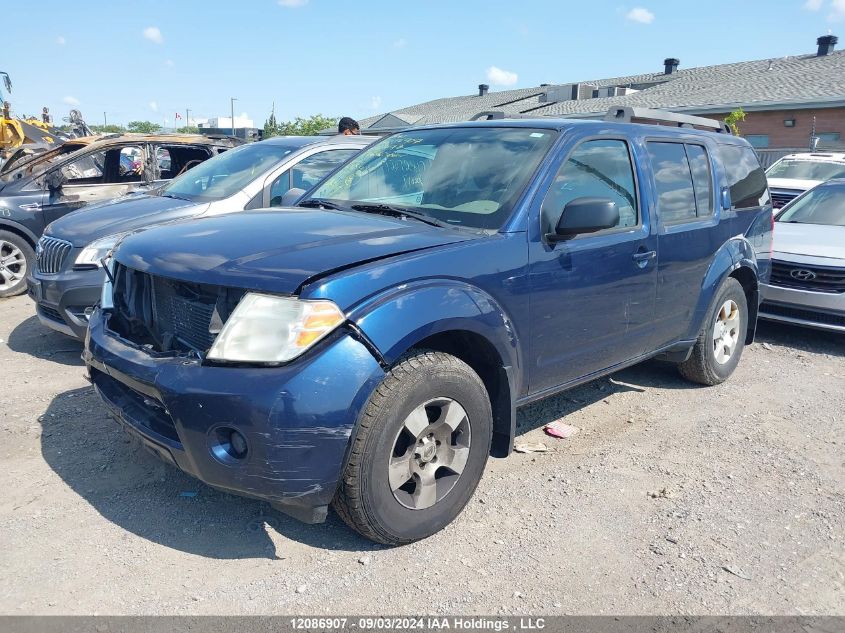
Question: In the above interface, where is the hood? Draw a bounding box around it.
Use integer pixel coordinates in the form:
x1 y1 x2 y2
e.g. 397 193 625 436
767 177 820 192
773 221 845 262
115 208 473 294
46 194 205 246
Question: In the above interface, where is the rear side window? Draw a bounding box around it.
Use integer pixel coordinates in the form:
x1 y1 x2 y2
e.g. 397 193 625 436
647 142 697 223
686 145 713 216
718 145 770 209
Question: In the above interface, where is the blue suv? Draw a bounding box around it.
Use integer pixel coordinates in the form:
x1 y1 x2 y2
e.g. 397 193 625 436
83 108 772 544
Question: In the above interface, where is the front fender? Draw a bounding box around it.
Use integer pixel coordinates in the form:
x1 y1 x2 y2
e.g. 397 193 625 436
348 279 521 380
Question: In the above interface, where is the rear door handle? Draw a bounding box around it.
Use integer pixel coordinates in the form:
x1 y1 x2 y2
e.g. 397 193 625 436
632 250 656 268
19 203 41 211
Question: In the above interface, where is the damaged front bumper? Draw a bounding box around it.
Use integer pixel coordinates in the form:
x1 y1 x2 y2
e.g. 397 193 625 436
83 307 385 523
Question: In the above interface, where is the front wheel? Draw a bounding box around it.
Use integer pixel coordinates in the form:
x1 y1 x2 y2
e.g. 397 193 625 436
678 277 748 386
333 350 492 545
0 230 35 298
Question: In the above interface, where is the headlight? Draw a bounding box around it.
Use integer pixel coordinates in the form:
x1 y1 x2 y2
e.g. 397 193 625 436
206 293 345 363
75 232 129 268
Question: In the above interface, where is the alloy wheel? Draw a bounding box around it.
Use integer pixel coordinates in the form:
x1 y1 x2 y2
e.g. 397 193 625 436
712 299 740 365
0 239 27 293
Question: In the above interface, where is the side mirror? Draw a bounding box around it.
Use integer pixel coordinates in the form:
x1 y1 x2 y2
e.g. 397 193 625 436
720 187 731 210
547 197 620 242
279 188 307 207
45 170 66 192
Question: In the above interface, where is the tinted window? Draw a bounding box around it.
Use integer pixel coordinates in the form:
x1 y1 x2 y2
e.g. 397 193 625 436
686 144 713 216
309 127 559 230
719 145 770 209
647 142 696 223
541 139 638 233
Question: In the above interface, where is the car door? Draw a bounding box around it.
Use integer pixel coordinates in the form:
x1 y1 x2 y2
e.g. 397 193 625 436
41 144 148 225
644 139 726 348
527 135 657 394
265 147 361 206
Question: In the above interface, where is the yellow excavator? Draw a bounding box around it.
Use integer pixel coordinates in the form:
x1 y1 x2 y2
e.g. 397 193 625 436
0 71 69 163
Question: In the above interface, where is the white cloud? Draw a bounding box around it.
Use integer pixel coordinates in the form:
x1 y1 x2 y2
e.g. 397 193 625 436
239 111 249 119
486 66 518 86
277 0 308 6
56 36 66 45
149 101 158 112
626 7 655 23
830 0 845 20
370 96 382 110
804 0 823 10
63 96 80 106
164 59 175 67
143 26 163 44
393 38 407 48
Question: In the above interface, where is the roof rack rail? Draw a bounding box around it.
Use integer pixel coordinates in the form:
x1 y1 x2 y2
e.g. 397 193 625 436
604 107 732 134
469 111 509 121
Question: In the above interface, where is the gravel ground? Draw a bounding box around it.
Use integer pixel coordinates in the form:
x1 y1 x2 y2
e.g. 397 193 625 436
0 294 842 615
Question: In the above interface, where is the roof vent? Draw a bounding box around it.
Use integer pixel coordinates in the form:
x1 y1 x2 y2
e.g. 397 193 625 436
817 35 838 56
663 58 680 75
478 84 489 97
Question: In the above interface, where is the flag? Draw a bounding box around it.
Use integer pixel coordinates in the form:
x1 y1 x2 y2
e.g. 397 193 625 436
175 112 182 120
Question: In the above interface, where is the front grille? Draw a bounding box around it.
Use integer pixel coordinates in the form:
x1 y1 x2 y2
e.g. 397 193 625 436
770 260 845 294
38 305 64 323
36 236 72 274
761 302 845 327
771 192 798 209
109 264 243 354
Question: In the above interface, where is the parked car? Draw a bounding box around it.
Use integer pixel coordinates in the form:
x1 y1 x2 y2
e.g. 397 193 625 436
0 133 242 297
759 179 845 332
765 152 845 210
83 109 772 544
27 134 373 338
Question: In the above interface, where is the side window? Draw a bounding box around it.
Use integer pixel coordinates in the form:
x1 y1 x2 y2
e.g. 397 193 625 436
646 142 697 223
116 146 145 182
541 139 638 233
291 149 359 191
156 148 172 178
159 146 210 179
686 144 713 216
269 169 292 206
718 145 770 209
61 150 107 184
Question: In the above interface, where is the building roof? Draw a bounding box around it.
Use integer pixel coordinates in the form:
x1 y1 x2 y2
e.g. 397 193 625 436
360 42 845 130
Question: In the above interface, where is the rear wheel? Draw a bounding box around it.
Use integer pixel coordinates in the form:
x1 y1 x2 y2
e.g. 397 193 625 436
0 231 34 298
678 277 748 386
333 350 492 545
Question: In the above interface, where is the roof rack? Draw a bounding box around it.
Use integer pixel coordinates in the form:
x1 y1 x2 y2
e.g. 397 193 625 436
469 107 732 134
604 107 732 134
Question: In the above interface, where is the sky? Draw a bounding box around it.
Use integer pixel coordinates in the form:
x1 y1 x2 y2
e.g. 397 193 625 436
2 0 843 128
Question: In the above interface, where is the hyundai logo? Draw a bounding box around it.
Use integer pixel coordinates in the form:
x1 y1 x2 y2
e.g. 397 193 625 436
790 269 817 281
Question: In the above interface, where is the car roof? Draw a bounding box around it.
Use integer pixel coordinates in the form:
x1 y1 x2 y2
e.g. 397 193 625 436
777 152 845 162
261 134 377 150
72 133 240 148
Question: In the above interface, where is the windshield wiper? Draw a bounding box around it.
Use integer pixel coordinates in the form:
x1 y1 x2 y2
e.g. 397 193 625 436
350 203 450 228
159 191 191 201
297 198 347 211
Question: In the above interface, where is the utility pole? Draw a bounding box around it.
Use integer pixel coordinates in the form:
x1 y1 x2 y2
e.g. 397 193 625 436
186 108 191 129
103 112 107 127
230 97 237 137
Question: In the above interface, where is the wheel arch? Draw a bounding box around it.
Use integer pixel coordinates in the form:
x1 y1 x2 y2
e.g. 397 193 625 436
0 219 38 249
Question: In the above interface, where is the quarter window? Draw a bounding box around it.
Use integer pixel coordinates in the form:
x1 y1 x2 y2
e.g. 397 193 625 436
541 139 638 234
718 145 770 209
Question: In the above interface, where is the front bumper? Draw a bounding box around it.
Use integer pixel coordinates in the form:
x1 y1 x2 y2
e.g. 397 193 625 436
27 265 104 340
83 308 385 522
760 282 845 332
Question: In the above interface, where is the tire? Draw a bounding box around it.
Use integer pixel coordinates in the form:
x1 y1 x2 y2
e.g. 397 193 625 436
333 350 492 545
0 230 35 298
678 277 748 386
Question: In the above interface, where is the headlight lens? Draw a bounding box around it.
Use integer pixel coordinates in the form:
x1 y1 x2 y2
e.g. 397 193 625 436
75 232 128 268
206 293 345 363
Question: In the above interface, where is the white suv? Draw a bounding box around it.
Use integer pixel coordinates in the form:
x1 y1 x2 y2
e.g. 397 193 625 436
766 152 845 209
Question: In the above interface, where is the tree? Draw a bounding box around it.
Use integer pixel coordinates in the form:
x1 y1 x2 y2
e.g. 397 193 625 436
724 108 746 136
280 114 336 136
263 106 281 139
90 124 126 134
176 125 199 134
127 120 162 134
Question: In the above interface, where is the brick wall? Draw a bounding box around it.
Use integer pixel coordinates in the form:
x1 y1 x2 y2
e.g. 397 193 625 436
690 107 845 149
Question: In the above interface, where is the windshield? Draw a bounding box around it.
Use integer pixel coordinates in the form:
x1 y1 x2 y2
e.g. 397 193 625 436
161 142 295 201
777 185 845 226
767 159 845 181
306 127 558 230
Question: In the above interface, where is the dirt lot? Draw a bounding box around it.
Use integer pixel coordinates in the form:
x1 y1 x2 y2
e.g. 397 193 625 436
0 294 842 615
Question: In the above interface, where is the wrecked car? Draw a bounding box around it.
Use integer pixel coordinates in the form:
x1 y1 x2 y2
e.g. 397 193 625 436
28 134 373 338
84 109 772 544
0 133 241 296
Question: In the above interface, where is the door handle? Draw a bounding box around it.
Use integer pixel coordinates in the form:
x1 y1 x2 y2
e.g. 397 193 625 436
632 250 656 268
19 203 41 211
